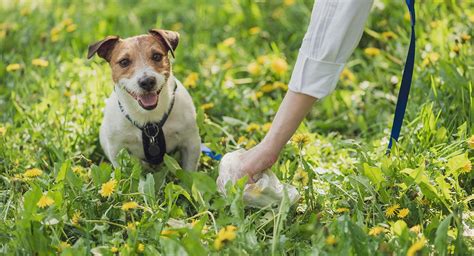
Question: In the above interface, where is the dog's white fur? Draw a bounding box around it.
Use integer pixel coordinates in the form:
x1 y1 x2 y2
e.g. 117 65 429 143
100 68 200 171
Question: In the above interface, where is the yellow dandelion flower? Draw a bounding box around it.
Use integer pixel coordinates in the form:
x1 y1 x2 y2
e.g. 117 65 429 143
24 168 43 178
273 81 288 90
66 24 77 33
127 222 138 231
247 62 261 75
121 201 139 211
32 58 49 67
461 161 472 174
201 103 215 111
385 204 400 217
6 63 22 72
137 243 145 252
246 123 260 133
171 22 183 31
340 68 356 82
407 237 426 256
452 44 460 54
430 21 440 28
253 91 264 100
161 229 178 236
249 26 261 35
50 26 62 36
37 194 55 208
398 208 409 218
62 18 73 26
257 55 270 65
382 31 397 40
262 122 272 132
293 168 309 186
335 208 350 213
469 15 474 23
468 135 474 149
423 52 440 66
71 211 81 225
292 133 310 146
271 57 288 75
51 33 60 42
368 226 385 236
410 225 421 234
183 72 199 88
237 136 248 145
57 241 71 252
325 235 337 246
110 246 119 253
404 11 411 21
461 33 471 43
260 84 275 93
214 225 237 250
245 139 257 149
99 179 117 198
0 126 6 136
364 47 381 57
222 37 236 47
64 90 72 97
283 0 295 6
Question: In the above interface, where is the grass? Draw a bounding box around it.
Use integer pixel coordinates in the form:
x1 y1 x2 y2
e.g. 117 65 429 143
1 0 473 255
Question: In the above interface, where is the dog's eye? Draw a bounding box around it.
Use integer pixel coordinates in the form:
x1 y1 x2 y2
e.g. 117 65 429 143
118 59 131 68
152 53 163 62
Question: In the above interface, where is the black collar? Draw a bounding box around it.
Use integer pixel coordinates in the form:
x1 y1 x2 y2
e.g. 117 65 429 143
117 82 178 165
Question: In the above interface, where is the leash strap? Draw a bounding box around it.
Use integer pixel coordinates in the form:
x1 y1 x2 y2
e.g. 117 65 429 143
387 0 416 154
201 144 222 161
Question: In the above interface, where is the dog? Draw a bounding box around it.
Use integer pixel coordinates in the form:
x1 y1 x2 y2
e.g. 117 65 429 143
87 29 200 171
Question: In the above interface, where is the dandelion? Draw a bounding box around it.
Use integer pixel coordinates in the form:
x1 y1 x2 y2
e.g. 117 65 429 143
368 226 385 236
222 37 236 47
293 168 309 186
422 52 440 66
121 201 139 211
335 208 350 213
66 24 77 33
260 84 274 93
247 62 261 75
64 91 72 97
407 237 426 256
325 235 337 246
161 229 178 236
24 168 43 178
461 161 472 174
71 211 81 225
110 246 119 253
461 33 471 43
292 133 310 146
57 241 71 252
340 68 356 82
452 44 460 54
99 179 117 198
171 22 183 31
382 31 397 40
273 81 288 90
283 0 295 6
237 136 248 145
364 47 381 57
0 126 6 136
262 122 272 132
385 204 400 218
137 243 145 252
214 225 237 250
271 57 288 75
62 18 73 26
32 58 49 67
246 123 260 133
245 139 257 149
183 72 198 88
468 135 474 149
37 194 55 208
410 225 421 234
404 11 411 21
249 26 261 35
200 103 215 111
6 63 22 72
398 208 409 218
257 55 270 65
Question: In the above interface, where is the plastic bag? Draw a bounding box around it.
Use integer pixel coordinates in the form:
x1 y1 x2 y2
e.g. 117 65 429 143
217 149 300 208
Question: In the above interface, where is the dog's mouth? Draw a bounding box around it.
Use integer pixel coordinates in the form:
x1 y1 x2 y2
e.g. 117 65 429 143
125 88 162 110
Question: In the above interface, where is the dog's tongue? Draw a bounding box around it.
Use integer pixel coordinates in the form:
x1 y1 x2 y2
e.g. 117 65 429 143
138 93 158 108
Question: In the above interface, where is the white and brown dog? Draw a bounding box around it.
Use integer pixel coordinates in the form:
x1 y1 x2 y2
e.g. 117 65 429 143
87 29 200 171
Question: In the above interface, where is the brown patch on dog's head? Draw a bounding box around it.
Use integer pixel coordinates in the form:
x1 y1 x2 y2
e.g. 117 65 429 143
87 29 180 84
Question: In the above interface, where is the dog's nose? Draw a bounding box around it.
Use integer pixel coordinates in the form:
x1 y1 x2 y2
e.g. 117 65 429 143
138 76 156 91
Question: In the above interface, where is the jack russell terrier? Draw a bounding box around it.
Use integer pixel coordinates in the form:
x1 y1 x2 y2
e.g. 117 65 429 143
87 29 200 171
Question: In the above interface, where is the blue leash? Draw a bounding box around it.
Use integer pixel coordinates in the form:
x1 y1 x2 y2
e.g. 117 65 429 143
201 1 416 158
387 0 416 154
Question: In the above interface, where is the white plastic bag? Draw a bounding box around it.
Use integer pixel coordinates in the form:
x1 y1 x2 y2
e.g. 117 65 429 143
217 149 300 208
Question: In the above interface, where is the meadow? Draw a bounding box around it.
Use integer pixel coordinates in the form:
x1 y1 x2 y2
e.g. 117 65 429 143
0 0 473 255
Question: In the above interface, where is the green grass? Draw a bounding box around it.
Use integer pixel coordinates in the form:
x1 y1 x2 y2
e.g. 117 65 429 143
1 0 473 255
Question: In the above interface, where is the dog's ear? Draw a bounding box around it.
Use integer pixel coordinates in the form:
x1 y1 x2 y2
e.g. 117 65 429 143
87 36 120 61
148 29 180 58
